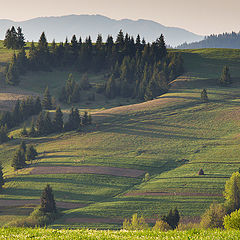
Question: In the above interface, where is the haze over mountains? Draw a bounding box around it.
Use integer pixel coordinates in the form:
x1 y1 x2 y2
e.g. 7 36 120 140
0 14 203 47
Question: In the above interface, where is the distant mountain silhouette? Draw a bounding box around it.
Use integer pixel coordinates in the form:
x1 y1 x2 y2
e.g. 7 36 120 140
177 32 240 49
0 15 203 47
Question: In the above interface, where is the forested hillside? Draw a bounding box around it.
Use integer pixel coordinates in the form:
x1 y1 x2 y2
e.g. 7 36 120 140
177 32 240 49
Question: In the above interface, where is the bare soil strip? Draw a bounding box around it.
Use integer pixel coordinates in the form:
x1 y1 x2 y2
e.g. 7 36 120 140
0 199 86 209
30 166 145 178
124 191 222 197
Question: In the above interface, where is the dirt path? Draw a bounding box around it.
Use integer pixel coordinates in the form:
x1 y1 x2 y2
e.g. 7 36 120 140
0 199 87 209
30 165 145 178
124 191 222 197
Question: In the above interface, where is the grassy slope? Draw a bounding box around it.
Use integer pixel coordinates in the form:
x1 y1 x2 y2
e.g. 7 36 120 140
0 47 240 228
0 228 240 240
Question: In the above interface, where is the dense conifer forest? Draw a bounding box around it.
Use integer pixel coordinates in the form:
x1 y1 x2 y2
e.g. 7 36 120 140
4 28 184 102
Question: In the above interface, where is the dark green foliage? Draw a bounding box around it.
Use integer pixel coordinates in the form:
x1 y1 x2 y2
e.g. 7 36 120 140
36 112 45 136
42 86 53 110
201 89 208 102
59 74 81 104
5 53 19 85
161 208 180 229
40 184 57 214
198 168 204 175
53 106 63 132
20 141 27 153
21 124 28 137
105 75 117 99
11 148 26 170
220 66 231 85
0 125 9 144
0 164 4 190
4 26 25 49
80 74 91 90
28 118 36 137
82 111 91 126
26 145 38 162
64 108 81 131
43 111 53 135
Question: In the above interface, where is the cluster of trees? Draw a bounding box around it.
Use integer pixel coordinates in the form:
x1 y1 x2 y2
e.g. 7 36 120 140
59 73 91 104
22 107 91 137
0 96 42 129
11 141 38 170
0 97 42 144
123 208 180 231
178 31 240 49
5 29 184 101
4 26 25 49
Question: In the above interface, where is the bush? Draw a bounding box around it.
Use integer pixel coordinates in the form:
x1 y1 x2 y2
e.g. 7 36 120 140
144 172 150 182
123 213 148 230
224 209 240 230
153 220 171 231
200 203 226 229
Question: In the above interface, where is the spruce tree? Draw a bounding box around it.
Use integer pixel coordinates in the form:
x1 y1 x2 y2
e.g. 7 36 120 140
21 124 28 137
40 184 57 213
36 112 45 136
20 141 27 153
5 53 19 85
12 148 26 170
16 27 25 49
201 89 208 102
105 75 116 99
34 97 42 114
42 86 52 110
0 125 9 143
29 118 36 137
0 164 4 190
220 66 231 85
53 106 63 132
26 145 38 162
43 111 53 135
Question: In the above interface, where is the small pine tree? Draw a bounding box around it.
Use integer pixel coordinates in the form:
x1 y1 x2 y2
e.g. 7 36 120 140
29 118 36 137
53 106 63 132
19 141 27 153
42 86 53 110
198 168 204 175
220 66 231 85
201 89 208 102
12 149 26 170
40 184 57 213
0 125 9 143
0 164 4 190
21 124 28 137
26 145 38 162
36 112 45 136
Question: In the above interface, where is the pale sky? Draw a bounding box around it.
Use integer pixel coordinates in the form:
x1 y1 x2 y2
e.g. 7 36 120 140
1 0 240 35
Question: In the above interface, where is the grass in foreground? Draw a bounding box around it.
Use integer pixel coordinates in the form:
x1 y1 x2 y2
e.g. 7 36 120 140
0 228 240 240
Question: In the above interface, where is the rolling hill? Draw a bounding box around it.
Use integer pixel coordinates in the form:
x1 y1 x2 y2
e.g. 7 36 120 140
0 15 203 47
0 46 240 229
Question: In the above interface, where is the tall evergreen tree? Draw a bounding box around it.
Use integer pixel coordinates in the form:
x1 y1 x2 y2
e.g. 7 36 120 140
53 106 63 132
0 164 4 190
5 53 19 85
220 66 232 85
42 86 53 110
36 112 45 136
11 148 26 170
16 27 25 49
40 184 57 213
26 145 38 162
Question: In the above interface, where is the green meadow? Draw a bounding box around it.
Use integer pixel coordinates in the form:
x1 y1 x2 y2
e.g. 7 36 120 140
0 46 240 230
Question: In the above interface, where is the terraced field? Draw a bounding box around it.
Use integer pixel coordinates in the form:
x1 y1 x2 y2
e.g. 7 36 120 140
0 47 240 228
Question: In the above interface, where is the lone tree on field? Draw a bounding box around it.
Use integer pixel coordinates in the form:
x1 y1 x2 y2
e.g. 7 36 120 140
224 172 240 212
198 168 204 175
201 89 208 102
220 66 231 85
11 148 26 170
40 184 57 214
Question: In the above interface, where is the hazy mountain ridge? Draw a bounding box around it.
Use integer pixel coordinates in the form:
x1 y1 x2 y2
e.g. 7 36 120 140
0 14 203 47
